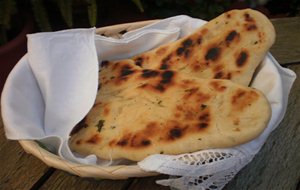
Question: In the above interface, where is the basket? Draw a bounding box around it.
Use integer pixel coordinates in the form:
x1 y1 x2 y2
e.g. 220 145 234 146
18 20 160 180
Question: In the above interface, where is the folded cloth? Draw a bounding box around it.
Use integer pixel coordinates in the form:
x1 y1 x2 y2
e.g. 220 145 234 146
1 15 296 189
1 15 197 164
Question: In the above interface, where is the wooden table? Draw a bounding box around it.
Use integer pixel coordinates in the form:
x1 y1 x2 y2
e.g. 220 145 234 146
0 17 299 190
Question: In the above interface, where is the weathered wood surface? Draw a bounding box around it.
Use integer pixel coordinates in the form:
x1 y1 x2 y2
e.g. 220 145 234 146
0 109 50 190
270 17 300 65
128 175 169 190
0 17 299 190
39 170 131 190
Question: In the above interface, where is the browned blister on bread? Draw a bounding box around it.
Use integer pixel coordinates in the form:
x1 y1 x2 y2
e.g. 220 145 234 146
131 9 275 86
69 60 271 161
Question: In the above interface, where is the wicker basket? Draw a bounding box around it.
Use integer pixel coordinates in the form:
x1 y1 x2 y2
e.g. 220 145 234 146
18 20 161 180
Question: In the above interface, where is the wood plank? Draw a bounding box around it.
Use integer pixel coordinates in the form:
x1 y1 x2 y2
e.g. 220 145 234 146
39 170 131 190
0 110 51 190
223 63 300 190
270 17 300 65
128 175 169 190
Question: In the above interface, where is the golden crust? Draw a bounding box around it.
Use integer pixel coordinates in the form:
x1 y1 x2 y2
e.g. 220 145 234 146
69 9 274 161
132 9 275 86
69 60 271 161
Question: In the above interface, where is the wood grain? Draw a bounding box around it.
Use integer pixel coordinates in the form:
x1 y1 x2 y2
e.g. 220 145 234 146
0 110 50 190
128 175 170 190
39 170 131 190
270 17 300 65
224 64 300 190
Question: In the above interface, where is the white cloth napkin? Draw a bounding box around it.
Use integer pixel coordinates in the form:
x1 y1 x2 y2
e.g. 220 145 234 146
1 15 201 164
1 15 296 189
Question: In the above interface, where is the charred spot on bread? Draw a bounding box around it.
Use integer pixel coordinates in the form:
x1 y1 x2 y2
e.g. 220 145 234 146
244 13 254 22
85 134 100 144
231 89 259 111
70 118 88 135
75 140 82 145
117 139 128 146
200 104 207 110
226 73 232 79
234 118 240 125
247 24 257 31
134 57 144 67
183 88 199 99
176 38 193 58
199 113 210 122
155 83 165 92
243 12 257 31
138 83 148 89
160 54 172 70
161 70 174 84
184 49 191 58
226 30 239 42
120 65 135 77
112 62 120 71
205 47 221 61
197 36 202 44
101 60 110 68
176 47 185 56
236 51 248 67
129 133 152 148
210 81 227 92
214 71 224 79
142 70 175 93
192 63 201 71
141 69 160 78
196 92 211 103
198 123 208 129
182 39 193 48
226 13 231 18
141 139 151 146
119 29 127 35
97 83 102 90
160 63 169 70
169 127 183 139
232 90 246 103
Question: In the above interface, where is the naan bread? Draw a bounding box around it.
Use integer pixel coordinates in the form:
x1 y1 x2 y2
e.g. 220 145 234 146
129 9 275 86
69 60 271 161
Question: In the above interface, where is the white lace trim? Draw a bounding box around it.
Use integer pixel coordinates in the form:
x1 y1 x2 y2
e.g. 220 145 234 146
158 169 239 190
139 148 253 190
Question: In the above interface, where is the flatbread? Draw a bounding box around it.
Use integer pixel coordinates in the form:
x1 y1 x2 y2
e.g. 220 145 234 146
69 60 271 161
129 9 275 86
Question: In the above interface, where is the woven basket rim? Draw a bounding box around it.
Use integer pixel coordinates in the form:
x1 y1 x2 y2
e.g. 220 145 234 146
18 20 161 180
19 140 158 179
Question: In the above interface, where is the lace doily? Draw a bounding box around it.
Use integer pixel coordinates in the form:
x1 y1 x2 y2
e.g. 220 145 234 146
139 148 252 190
